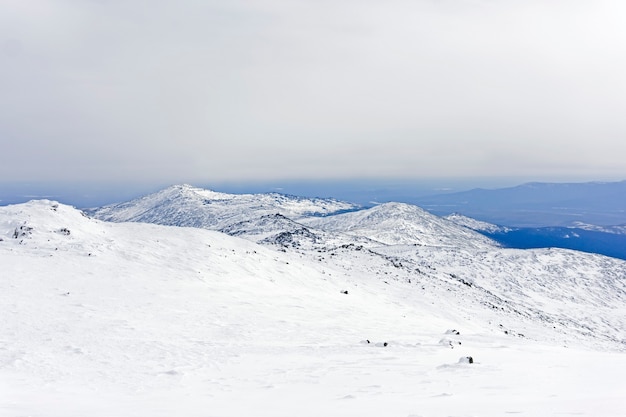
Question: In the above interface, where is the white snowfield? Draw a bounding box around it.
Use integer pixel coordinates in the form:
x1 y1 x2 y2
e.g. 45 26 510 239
2 198 626 417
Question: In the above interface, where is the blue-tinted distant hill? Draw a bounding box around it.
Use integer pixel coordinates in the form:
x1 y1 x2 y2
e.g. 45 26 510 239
413 180 626 227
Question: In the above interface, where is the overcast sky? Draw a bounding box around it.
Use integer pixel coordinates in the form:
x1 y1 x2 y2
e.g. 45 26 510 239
2 0 625 185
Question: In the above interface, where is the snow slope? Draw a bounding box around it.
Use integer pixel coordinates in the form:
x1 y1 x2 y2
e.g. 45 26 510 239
373 244 626 348
2 200 626 416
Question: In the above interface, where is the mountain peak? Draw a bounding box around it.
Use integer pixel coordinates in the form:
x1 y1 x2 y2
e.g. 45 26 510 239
369 201 430 214
160 184 236 200
86 184 360 230
303 202 498 248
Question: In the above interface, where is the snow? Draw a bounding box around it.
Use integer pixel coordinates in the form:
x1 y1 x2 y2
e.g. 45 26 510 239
570 221 626 235
444 212 511 233
2 199 626 416
86 184 360 229
302 202 498 249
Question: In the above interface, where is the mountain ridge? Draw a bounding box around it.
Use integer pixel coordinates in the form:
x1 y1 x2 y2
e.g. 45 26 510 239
302 202 498 249
413 180 626 227
87 185 499 250
86 184 361 229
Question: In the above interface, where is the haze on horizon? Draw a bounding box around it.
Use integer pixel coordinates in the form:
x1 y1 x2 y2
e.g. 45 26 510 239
1 0 625 186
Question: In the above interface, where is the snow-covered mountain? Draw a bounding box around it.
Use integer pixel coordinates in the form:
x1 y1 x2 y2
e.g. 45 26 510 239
80 186 626 349
86 184 359 229
3 197 626 416
302 202 498 249
444 212 510 233
88 185 500 250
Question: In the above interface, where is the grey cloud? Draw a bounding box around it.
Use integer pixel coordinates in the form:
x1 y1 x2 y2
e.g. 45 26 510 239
1 0 625 183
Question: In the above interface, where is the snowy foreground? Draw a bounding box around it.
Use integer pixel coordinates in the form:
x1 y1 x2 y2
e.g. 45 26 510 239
2 200 626 417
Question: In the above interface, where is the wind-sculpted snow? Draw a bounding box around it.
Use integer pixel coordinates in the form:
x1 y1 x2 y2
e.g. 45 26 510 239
3 199 626 416
87 184 360 229
302 202 499 248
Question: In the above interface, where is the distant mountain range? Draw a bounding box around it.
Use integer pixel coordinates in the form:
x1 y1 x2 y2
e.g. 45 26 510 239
412 180 626 227
86 183 626 261
86 185 498 250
